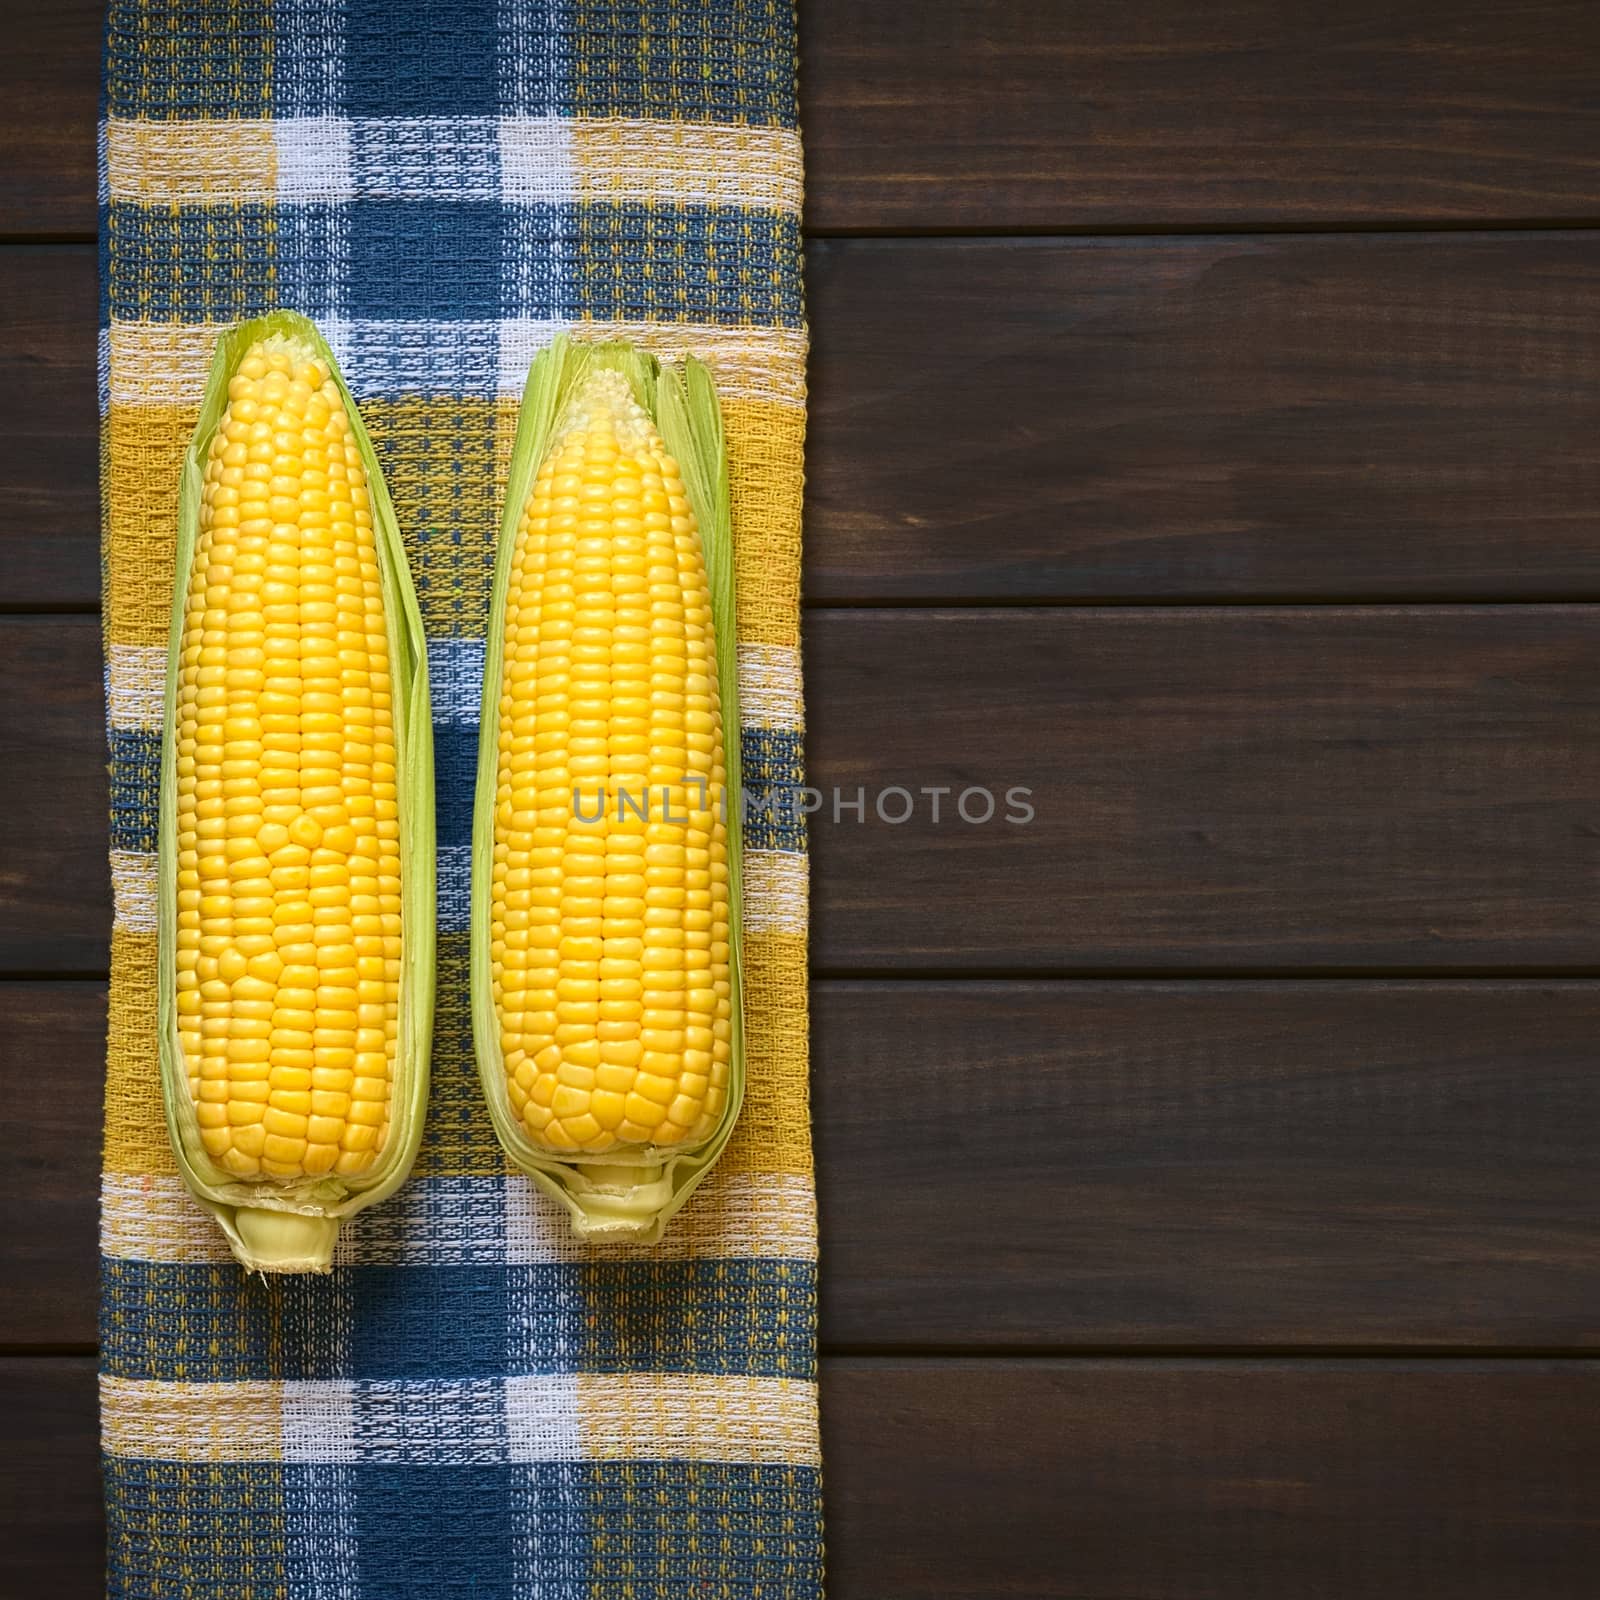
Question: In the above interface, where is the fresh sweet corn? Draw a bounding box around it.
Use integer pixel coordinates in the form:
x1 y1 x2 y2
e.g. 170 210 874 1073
160 313 434 1273
490 367 732 1155
472 339 743 1241
176 334 401 1182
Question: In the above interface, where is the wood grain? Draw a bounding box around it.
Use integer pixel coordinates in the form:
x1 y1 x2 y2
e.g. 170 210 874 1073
0 619 109 971
801 0 1600 231
12 1357 1599 1599
9 609 1600 975
17 1 1600 236
0 248 99 608
805 606 1600 971
822 1358 1600 1600
807 233 1600 601
0 0 99 235
0 1361 102 1600
24 235 1600 607
0 985 104 1346
814 980 1600 1348
11 978 1600 1350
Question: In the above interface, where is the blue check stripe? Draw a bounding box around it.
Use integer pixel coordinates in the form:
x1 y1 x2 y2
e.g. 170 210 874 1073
426 638 489 722
105 1460 290 1600
107 201 803 328
109 729 160 854
567 0 799 127
101 1258 817 1383
343 0 503 118
438 845 473 934
433 723 480 849
274 0 347 120
104 202 277 324
105 1458 821 1600
104 2 273 121
333 320 507 399
742 726 806 853
285 1465 361 1600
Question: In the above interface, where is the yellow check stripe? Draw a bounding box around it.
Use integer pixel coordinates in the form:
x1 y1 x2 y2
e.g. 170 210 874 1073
583 325 807 409
104 116 803 214
101 1374 820 1466
104 929 175 1178
723 931 812 1178
741 851 809 938
110 849 158 934
101 1377 287 1462
724 397 806 649
101 1170 818 1264
106 644 167 729
100 1174 223 1262
104 117 277 204
107 320 807 409
104 403 196 648
570 119 803 212
577 1374 821 1467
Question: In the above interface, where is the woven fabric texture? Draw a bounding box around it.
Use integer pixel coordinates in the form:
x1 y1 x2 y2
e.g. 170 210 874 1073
99 4 816 1595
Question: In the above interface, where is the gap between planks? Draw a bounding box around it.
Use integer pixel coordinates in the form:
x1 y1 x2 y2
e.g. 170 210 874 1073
12 221 1600 247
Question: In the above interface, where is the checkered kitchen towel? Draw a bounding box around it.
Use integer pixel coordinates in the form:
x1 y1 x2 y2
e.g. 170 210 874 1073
98 3 817 1594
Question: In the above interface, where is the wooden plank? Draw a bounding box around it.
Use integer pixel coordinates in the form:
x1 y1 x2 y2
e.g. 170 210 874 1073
8 608 1600 974
815 981 1600 1348
0 249 99 608
28 233 1600 607
804 605 1600 971
0 0 98 236
0 1360 101 1600
822 1358 1600 1600
12 1356 1600 1599
801 0 1600 231
17 1 1600 237
11 977 1600 1349
0 619 108 971
808 233 1600 602
0 985 104 1345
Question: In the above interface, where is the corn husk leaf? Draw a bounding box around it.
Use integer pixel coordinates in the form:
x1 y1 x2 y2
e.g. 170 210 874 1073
158 310 436 1273
471 336 745 1242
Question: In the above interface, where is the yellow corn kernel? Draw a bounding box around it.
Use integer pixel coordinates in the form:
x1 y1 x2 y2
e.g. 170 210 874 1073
174 333 402 1183
489 368 730 1156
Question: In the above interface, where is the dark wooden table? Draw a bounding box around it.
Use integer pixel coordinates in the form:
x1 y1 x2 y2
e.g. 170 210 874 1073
7 3 1600 1595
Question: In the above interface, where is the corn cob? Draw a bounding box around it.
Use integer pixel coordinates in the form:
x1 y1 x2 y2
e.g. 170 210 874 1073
159 312 434 1273
472 339 743 1241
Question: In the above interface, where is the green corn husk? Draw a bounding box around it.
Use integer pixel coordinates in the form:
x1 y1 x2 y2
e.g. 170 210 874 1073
471 336 745 1243
157 311 436 1273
